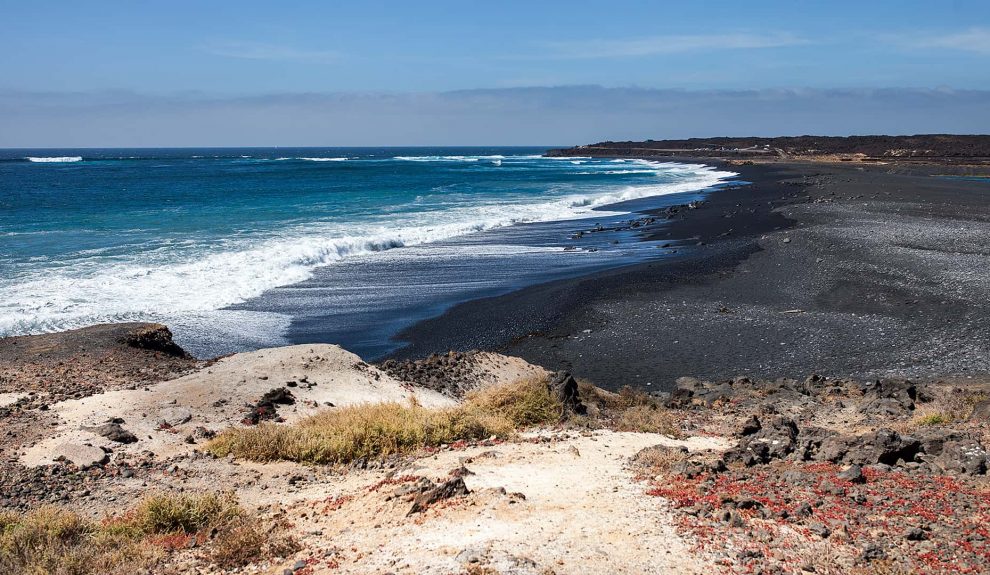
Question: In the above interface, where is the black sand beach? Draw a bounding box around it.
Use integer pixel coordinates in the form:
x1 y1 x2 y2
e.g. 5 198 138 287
391 160 990 390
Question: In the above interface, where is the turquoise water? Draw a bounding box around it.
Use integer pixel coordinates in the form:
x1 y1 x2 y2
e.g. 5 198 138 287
0 147 735 357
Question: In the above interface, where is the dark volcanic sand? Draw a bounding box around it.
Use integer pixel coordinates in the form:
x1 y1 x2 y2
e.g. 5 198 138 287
391 161 990 391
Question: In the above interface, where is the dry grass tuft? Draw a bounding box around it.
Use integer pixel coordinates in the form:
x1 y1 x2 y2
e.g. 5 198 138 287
465 376 566 427
630 445 690 475
117 491 242 536
896 386 988 432
0 506 157 575
208 376 563 464
0 493 295 574
207 517 300 569
577 382 682 437
615 405 681 436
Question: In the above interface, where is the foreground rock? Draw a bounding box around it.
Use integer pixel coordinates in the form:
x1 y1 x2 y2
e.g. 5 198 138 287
667 374 990 475
0 323 199 405
646 372 990 573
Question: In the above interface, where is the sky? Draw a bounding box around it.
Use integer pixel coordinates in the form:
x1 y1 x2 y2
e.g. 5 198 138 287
2 0 989 146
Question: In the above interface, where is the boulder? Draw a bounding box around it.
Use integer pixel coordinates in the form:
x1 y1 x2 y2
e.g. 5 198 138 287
120 324 189 358
724 415 798 466
407 477 470 515
85 422 138 444
858 379 916 416
932 440 987 475
740 415 762 436
817 429 920 466
547 371 586 415
158 406 193 427
837 464 866 484
969 399 990 422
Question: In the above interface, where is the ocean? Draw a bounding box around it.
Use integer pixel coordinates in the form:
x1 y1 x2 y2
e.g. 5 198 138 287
0 147 736 358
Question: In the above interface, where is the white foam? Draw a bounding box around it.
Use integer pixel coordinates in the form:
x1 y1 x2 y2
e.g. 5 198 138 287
577 169 658 175
275 157 348 162
26 156 82 163
393 155 508 162
0 161 736 337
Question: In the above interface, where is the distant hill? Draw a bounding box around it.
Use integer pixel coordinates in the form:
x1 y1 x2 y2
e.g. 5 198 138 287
547 134 990 163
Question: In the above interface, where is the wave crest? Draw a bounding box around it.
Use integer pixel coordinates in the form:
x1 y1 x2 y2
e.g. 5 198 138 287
274 157 348 162
26 156 82 163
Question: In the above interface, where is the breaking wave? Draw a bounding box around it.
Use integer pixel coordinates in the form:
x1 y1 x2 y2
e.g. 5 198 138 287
26 156 83 163
0 157 735 336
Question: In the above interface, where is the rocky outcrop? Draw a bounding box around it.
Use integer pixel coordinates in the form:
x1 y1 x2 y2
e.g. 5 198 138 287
666 374 990 476
119 323 190 358
379 351 489 397
723 415 798 466
547 371 587 415
406 477 470 516
243 387 296 425
721 416 988 476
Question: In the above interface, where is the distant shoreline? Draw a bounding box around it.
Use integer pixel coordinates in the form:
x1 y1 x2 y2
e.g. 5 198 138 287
545 134 990 167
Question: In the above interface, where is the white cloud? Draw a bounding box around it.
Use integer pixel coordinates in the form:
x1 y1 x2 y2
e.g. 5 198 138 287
202 41 340 62
544 32 807 59
914 28 990 54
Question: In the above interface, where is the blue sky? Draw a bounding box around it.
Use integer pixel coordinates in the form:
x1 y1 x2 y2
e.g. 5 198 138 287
2 0 989 145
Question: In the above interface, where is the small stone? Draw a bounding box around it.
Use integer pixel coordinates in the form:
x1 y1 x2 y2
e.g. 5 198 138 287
808 523 831 538
904 527 926 541
729 512 745 528
158 407 192 427
837 464 865 484
86 422 138 444
860 543 887 562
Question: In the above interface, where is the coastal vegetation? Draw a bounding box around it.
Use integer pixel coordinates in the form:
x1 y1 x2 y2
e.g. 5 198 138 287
207 374 685 465
0 492 297 574
207 376 568 464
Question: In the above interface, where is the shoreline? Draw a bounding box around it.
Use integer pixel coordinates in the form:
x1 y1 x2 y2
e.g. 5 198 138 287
391 158 990 390
247 156 737 360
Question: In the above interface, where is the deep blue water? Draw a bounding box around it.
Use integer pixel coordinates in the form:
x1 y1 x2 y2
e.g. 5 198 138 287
0 147 736 358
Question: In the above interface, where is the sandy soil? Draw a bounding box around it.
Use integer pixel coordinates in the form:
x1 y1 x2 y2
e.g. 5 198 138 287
4 332 724 574
21 344 520 466
254 430 726 575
